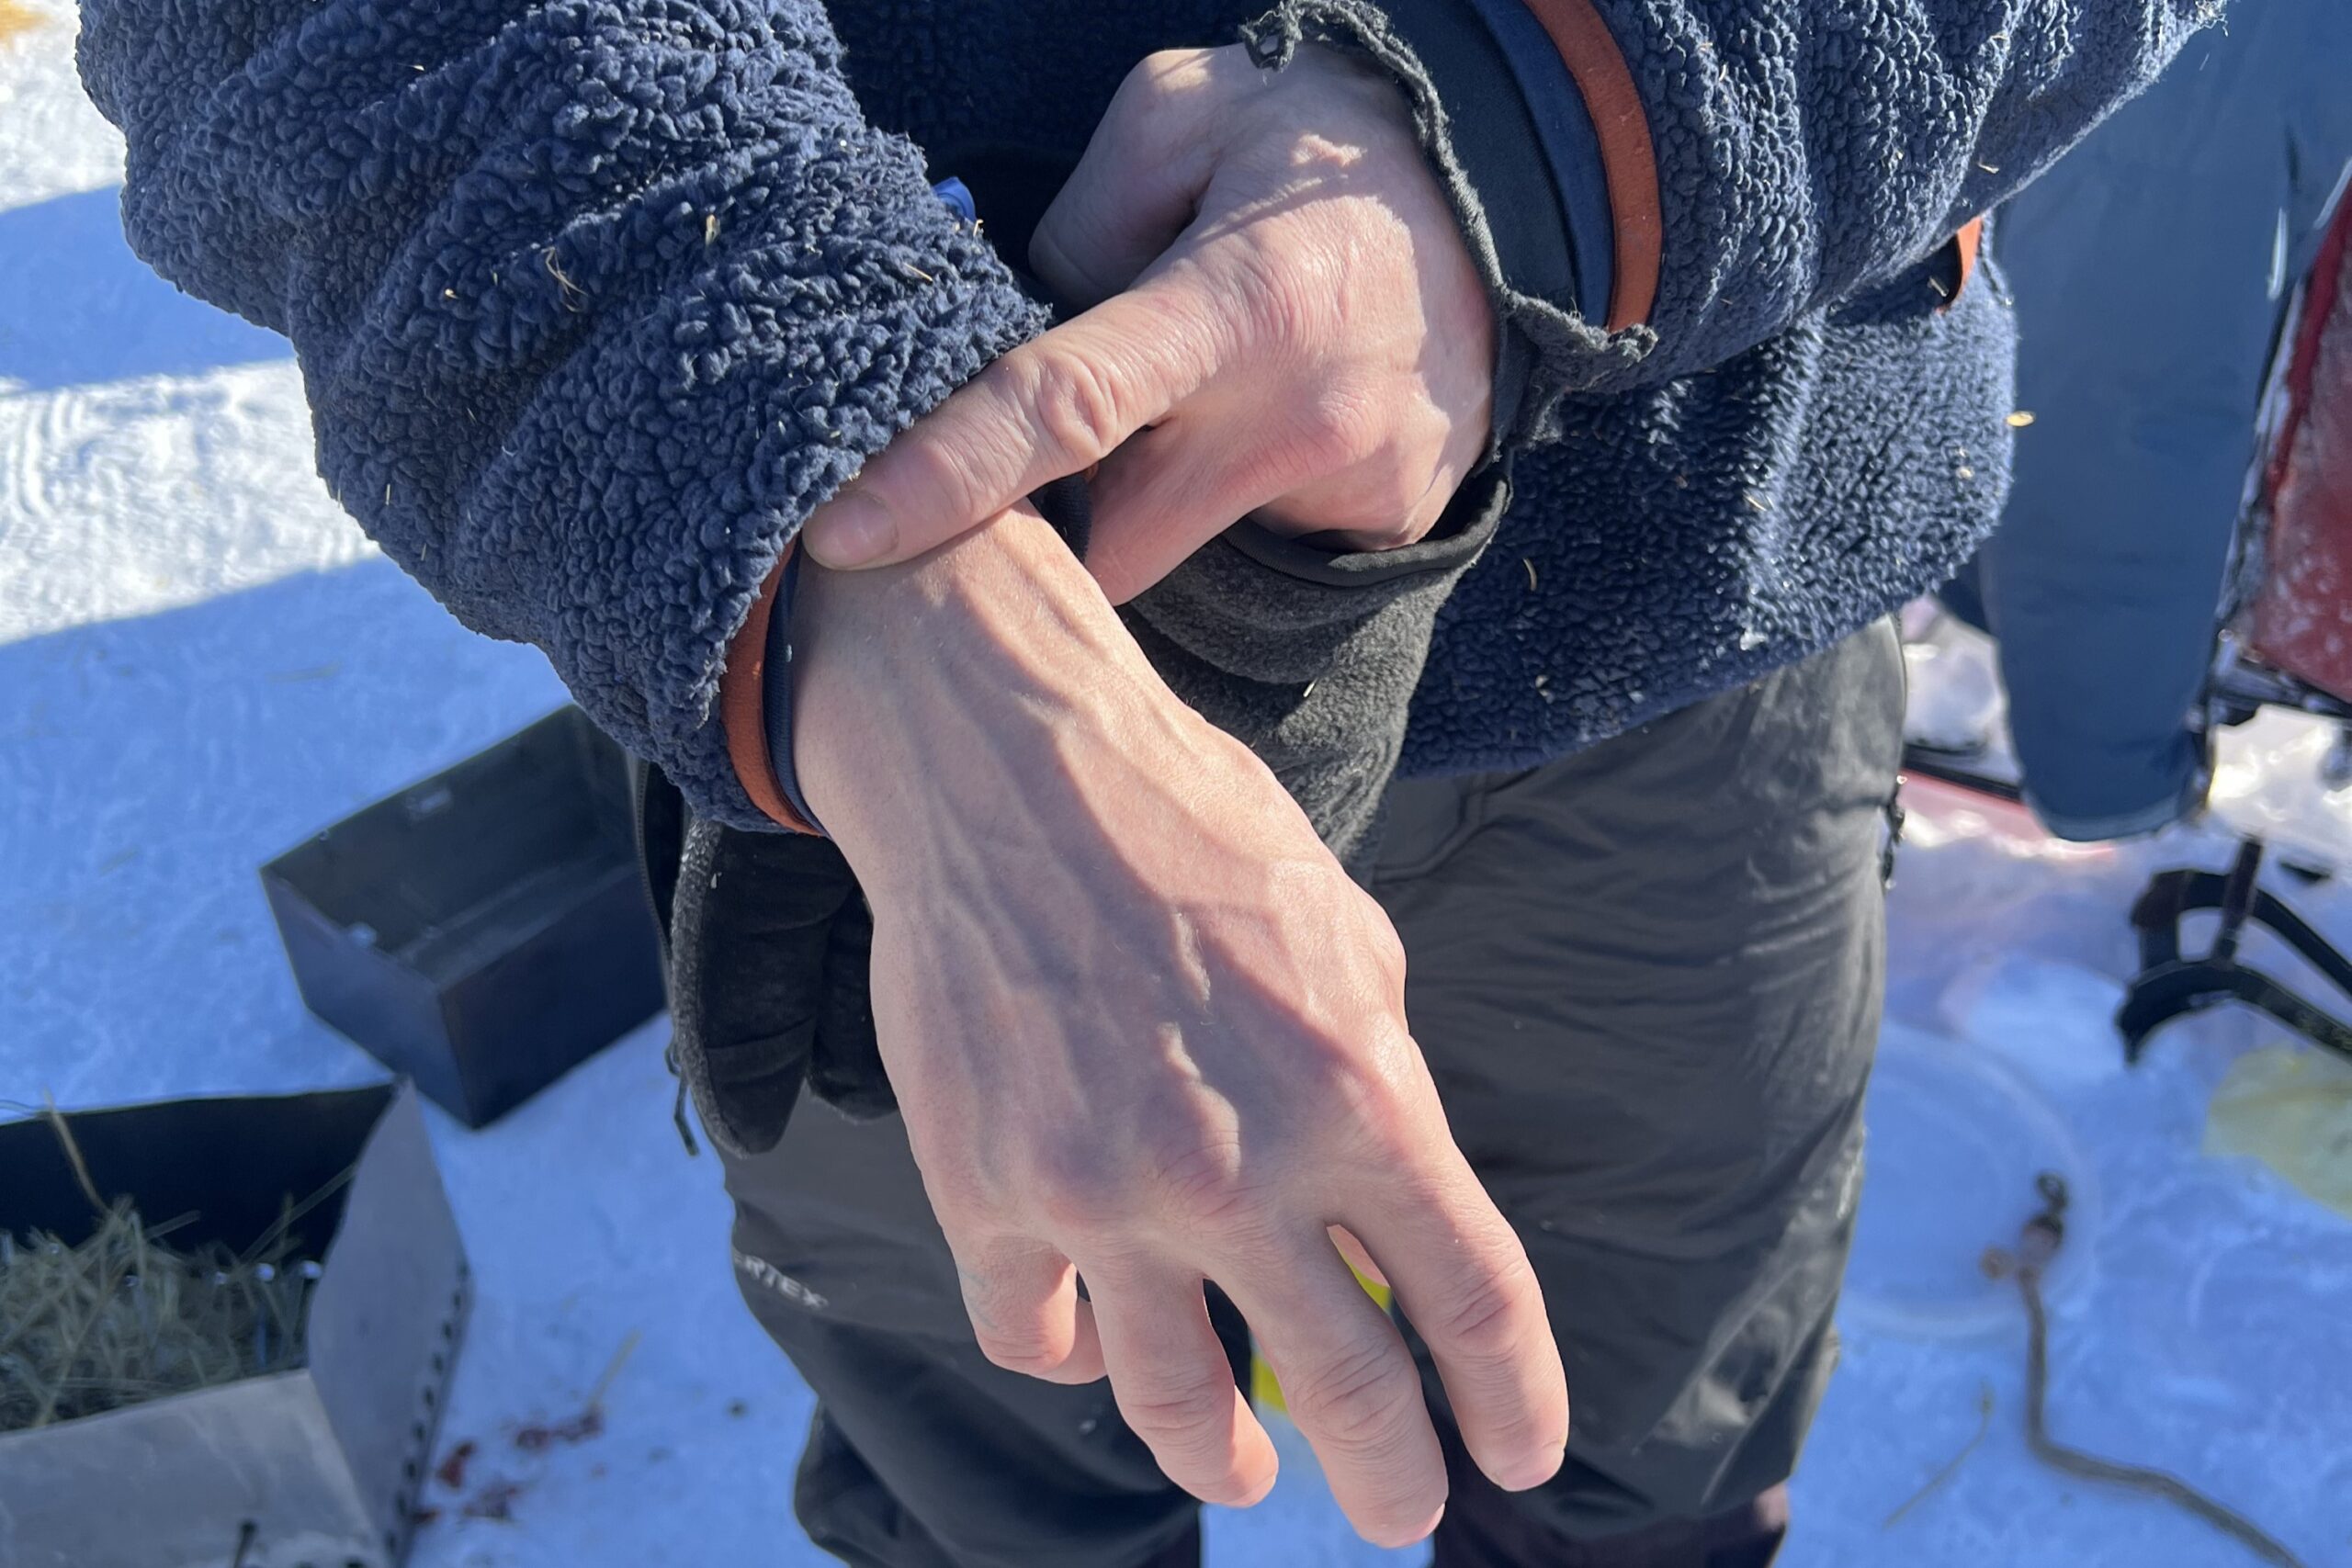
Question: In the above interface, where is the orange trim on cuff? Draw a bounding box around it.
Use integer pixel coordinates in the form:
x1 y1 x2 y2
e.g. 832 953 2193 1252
1950 217 1984 309
1519 0 1662 331
719 540 819 834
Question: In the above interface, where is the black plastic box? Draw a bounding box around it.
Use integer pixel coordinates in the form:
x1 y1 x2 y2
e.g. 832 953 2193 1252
0 1083 468 1568
261 707 666 1127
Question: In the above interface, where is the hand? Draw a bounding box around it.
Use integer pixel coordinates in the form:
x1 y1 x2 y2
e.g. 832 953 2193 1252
788 510 1566 1547
801 44 1495 604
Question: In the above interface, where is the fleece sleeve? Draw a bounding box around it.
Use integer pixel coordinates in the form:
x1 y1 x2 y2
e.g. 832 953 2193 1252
1246 0 2222 440
74 0 1049 832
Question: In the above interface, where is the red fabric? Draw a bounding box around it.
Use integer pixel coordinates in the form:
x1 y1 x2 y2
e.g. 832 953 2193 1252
2247 197 2352 702
1518 0 1662 330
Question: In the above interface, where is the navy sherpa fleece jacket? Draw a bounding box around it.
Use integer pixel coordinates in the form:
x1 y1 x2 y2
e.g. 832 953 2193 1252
74 0 2214 832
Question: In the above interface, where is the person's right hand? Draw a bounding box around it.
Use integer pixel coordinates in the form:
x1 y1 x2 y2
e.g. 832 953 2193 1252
786 506 1568 1547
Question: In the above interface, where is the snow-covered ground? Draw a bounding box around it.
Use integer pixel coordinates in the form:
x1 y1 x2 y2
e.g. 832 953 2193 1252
4 5 2347 1563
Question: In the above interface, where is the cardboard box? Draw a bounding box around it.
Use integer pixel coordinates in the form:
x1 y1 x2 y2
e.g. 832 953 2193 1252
0 1082 468 1568
261 707 666 1127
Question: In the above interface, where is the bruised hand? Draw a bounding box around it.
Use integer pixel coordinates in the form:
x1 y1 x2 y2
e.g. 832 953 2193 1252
799 44 1495 603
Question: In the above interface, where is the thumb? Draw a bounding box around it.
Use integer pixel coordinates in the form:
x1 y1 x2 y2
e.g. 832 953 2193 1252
800 276 1234 570
1029 51 1226 309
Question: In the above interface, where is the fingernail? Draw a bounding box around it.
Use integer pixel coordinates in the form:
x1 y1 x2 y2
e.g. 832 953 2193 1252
812 490 895 568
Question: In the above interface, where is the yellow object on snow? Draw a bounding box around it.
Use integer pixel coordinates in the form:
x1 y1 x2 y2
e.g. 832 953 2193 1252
0 2 47 49
2205 1044 2352 1222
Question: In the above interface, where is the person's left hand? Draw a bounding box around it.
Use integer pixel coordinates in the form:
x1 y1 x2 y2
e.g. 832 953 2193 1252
798 43 1495 604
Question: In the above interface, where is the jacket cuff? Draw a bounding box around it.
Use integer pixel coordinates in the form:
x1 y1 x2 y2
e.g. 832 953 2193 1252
1377 0 1589 452
1458 0 1615 320
1243 1 1654 451
1509 0 1661 332
1378 0 1587 322
719 546 821 836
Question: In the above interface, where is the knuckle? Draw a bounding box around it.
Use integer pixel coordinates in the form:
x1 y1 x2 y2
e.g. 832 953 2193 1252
1150 1134 1278 1238
1125 1089 1247 1189
1299 1046 1383 1119
1425 1265 1534 1363
1286 1339 1418 1453
1302 384 1389 472
1121 1377 1232 1447
974 1325 1063 1376
1020 348 1130 465
1142 1111 1238 1187
882 419 989 530
1122 49 1217 122
1299 1043 1417 1156
1015 1096 1285 1250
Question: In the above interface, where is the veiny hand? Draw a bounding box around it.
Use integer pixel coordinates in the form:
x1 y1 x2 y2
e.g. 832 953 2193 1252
788 512 1566 1547
802 44 1495 603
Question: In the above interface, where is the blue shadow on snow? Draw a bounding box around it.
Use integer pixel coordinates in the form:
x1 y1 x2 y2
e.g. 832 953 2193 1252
0 185 288 391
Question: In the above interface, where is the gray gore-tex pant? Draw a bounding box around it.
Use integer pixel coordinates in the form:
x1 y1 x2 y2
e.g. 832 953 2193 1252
717 622 1905 1568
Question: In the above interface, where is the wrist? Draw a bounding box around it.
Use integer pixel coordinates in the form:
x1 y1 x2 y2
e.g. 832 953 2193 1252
788 509 1226 886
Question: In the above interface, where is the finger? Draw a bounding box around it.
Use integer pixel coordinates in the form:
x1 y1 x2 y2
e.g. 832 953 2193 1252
1090 1263 1278 1508
1341 1167 1567 1494
1228 1245 1447 1549
955 1236 1107 1386
800 280 1233 570
1029 51 1225 308
1079 416 1300 604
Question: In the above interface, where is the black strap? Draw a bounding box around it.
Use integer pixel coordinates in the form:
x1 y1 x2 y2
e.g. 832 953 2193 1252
1028 471 1093 563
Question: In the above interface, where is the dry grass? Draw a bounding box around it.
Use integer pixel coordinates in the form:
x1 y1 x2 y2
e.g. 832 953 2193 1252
0 1110 345 1435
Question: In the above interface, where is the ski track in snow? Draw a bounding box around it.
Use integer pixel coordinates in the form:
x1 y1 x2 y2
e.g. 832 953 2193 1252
4 8 2347 1564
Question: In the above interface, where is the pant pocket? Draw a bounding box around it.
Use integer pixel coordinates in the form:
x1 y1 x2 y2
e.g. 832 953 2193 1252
1368 762 1551 885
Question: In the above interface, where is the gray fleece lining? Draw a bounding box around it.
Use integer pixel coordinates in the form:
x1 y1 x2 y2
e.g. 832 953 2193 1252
1222 483 1505 588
